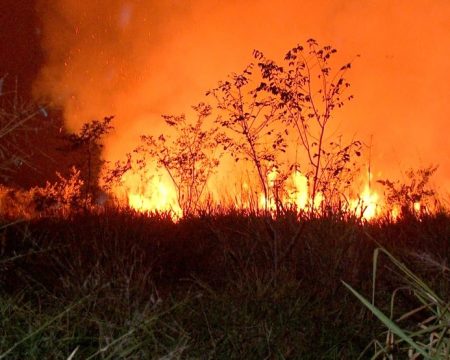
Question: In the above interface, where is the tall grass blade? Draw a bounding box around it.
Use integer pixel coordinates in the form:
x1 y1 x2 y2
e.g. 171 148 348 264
0 294 91 360
342 281 433 359
372 247 380 305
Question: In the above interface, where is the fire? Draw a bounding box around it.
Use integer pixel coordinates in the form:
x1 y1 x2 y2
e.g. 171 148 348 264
413 202 421 213
104 151 443 223
119 171 182 218
391 205 400 220
258 167 280 211
350 184 380 220
255 169 324 213
29 1 448 225
118 165 388 221
288 171 309 210
390 202 423 221
258 169 311 211
286 171 323 211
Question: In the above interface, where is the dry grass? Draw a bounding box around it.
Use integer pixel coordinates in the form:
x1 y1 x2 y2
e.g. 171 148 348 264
0 208 449 358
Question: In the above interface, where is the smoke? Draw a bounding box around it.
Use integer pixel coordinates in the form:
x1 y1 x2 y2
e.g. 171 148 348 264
33 0 450 191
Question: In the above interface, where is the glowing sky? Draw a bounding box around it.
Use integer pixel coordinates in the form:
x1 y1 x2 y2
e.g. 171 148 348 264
33 0 450 193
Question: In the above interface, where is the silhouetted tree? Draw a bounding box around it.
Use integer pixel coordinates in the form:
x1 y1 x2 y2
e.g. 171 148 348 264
253 39 362 209
137 103 223 214
208 65 287 209
65 116 114 205
101 153 132 192
378 165 438 217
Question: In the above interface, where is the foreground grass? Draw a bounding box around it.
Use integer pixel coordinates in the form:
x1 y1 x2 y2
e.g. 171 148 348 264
1 209 449 358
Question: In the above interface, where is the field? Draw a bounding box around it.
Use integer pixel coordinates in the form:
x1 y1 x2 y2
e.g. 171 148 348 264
2 2 449 358
1 208 449 359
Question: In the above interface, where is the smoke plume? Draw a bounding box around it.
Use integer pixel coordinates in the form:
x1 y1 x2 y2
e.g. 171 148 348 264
33 0 450 193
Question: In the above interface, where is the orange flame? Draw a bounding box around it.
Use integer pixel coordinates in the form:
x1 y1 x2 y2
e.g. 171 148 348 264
111 160 433 223
119 166 384 220
118 170 182 219
350 184 380 220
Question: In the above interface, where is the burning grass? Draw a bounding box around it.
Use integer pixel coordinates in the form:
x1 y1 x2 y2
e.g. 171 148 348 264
0 208 449 358
0 41 448 357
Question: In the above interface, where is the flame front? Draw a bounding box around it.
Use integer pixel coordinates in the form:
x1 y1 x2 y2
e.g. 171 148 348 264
119 170 182 219
31 0 449 220
350 184 380 220
115 164 388 221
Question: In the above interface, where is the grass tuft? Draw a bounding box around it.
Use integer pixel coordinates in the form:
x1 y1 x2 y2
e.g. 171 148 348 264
0 209 449 358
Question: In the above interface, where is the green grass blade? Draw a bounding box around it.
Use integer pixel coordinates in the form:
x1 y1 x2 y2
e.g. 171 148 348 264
0 294 91 360
372 247 380 305
342 281 433 359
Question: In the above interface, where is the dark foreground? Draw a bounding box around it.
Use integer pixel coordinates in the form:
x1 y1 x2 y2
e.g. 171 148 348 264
1 209 449 359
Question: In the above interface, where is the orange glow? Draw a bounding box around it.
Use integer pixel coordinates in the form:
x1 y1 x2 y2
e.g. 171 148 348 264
287 171 309 210
119 170 182 219
106 151 432 221
256 169 326 213
32 0 449 218
414 202 421 213
350 184 380 220
391 206 400 220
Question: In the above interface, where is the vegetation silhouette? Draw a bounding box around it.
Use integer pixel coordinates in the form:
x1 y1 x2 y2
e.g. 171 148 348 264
136 103 223 215
63 116 114 207
108 39 365 216
251 39 362 210
0 41 448 359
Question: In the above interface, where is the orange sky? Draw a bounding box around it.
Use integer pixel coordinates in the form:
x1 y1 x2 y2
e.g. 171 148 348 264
34 0 450 194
